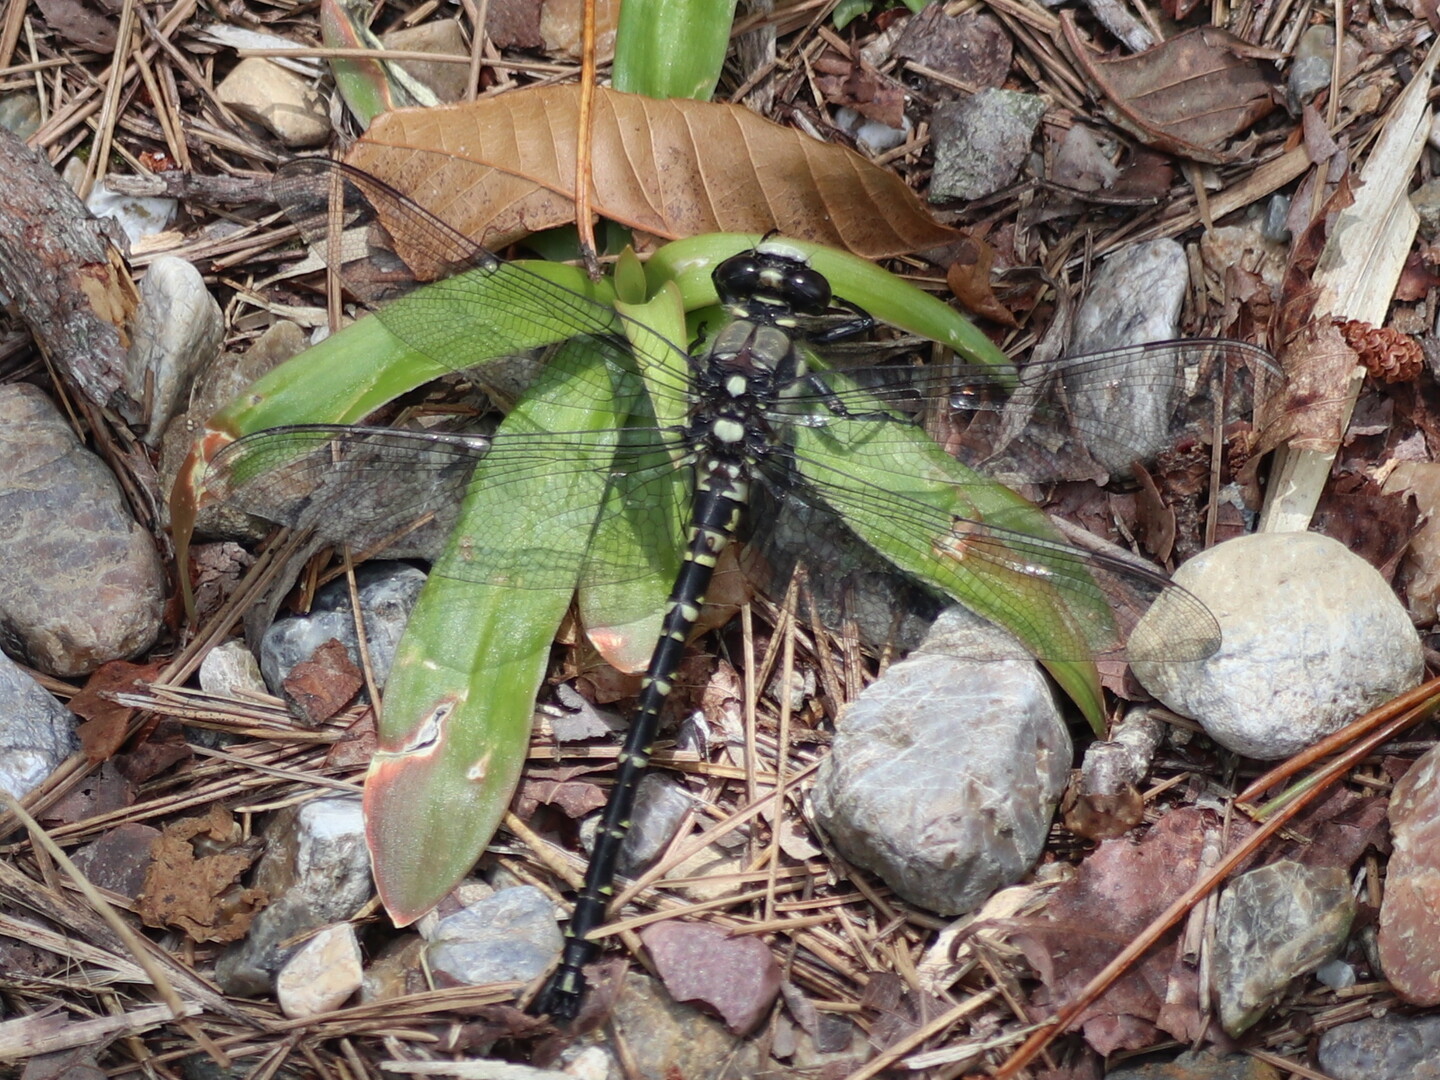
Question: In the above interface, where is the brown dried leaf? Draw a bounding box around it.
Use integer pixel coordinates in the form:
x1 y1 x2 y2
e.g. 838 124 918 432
946 232 1018 327
137 805 267 943
1016 807 1252 1055
814 53 906 129
345 86 960 257
70 660 164 763
32 0 115 52
1250 320 1360 459
1062 16 1279 165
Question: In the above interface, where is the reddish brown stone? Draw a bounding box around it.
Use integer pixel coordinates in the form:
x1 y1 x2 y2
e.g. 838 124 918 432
1378 745 1440 1004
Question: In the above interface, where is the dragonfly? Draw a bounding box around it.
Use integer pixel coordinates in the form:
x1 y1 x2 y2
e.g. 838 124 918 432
189 160 1278 1020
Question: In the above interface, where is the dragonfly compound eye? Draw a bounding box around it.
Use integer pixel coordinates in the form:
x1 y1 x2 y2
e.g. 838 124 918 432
713 253 764 304
784 266 832 315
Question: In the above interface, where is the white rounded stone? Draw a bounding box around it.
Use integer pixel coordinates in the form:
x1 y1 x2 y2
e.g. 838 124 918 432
1133 532 1421 759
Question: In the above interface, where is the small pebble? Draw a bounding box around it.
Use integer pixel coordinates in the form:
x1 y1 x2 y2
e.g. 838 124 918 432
216 58 329 148
1318 1013 1440 1080
275 923 362 1018
122 256 223 445
1288 25 1335 107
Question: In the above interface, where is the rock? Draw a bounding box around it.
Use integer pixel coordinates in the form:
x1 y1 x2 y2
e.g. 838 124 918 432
556 969 764 1079
0 91 41 138
86 180 175 247
275 923 362 1018
1412 177 1440 240
1071 238 1187 354
215 795 372 996
1317 1013 1440 1080
0 384 165 676
424 886 563 988
616 774 695 876
123 256 223 445
198 639 267 697
1106 1049 1282 1080
1378 743 1440 1003
1288 25 1334 107
0 650 78 799
929 89 1047 202
382 20 469 103
811 607 1069 915
216 58 329 148
1133 532 1421 759
259 561 428 705
1211 860 1355 1035
69 822 160 900
359 934 428 1003
834 106 911 156
640 922 782 1034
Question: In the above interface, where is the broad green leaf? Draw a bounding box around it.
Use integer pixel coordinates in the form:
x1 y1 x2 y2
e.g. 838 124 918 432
365 339 629 923
579 277 693 672
613 0 738 101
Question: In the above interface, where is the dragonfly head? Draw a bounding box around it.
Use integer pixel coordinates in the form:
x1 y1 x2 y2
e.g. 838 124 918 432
713 247 832 317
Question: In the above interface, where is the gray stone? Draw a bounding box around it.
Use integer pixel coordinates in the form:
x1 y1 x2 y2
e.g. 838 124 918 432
424 886 563 987
0 383 164 676
259 561 427 695
811 607 1068 915
123 256 223 445
929 89 1047 202
1318 1013 1440 1080
215 795 372 996
1288 25 1335 106
616 773 695 876
1212 860 1355 1035
0 649 77 799
1106 1049 1282 1080
1412 177 1440 240
1133 532 1422 759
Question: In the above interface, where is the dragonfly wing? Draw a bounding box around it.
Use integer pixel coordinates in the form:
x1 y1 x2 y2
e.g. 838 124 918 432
775 339 1277 485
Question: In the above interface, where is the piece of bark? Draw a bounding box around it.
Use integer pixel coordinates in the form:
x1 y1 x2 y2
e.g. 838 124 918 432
0 125 138 410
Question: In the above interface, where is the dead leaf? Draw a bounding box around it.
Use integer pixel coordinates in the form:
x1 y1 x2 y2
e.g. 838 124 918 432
1250 319 1361 460
70 660 164 763
946 232 1018 326
1015 807 1254 1055
1383 460 1440 620
137 805 267 943
345 86 961 258
640 922 782 1034
814 53 907 129
1062 16 1279 164
893 7 1012 89
32 0 115 51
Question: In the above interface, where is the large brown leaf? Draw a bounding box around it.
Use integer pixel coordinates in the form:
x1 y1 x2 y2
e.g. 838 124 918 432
344 85 960 256
1062 15 1279 165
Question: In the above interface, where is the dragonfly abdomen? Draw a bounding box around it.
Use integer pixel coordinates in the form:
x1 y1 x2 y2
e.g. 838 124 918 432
536 458 751 1017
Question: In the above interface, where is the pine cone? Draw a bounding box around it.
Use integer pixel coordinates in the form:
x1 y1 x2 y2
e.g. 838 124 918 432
1335 318 1424 382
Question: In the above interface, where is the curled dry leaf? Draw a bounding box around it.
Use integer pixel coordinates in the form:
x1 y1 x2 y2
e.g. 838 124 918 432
945 231 1018 326
137 805 267 943
1061 14 1279 164
1250 319 1361 459
344 86 961 258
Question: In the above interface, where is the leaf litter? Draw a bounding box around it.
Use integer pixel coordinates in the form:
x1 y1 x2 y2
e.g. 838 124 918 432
4 0 1440 1076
